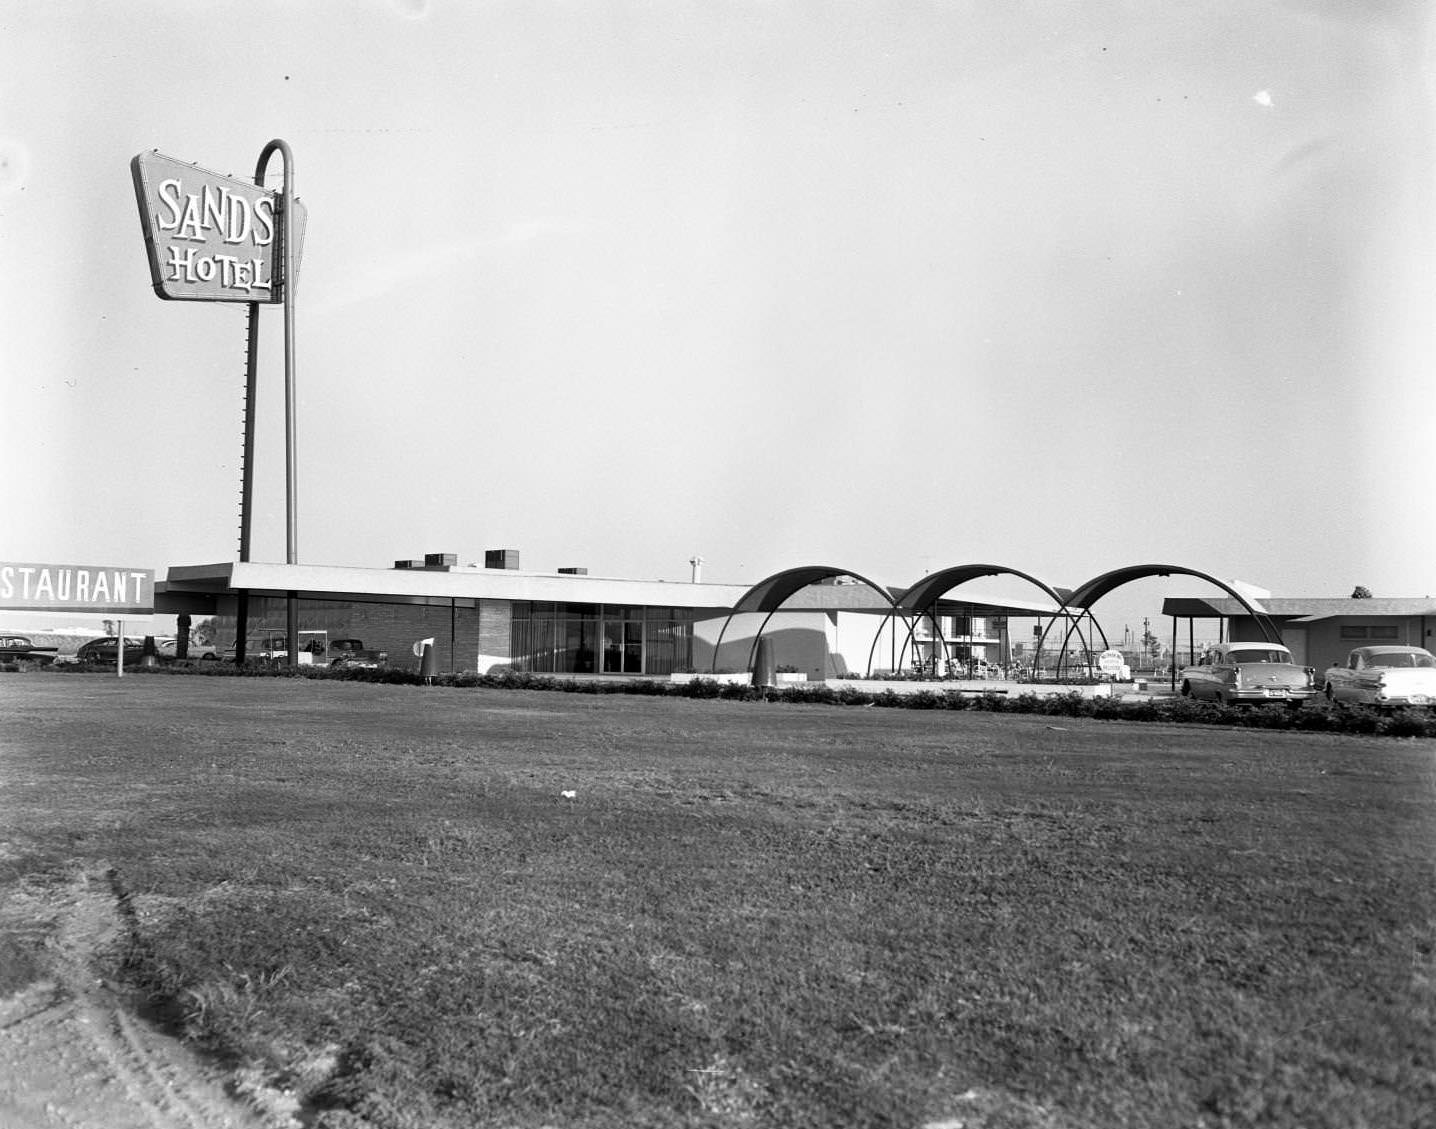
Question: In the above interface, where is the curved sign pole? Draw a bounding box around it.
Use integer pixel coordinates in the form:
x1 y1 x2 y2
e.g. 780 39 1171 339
255 138 299 574
238 140 300 666
265 141 300 667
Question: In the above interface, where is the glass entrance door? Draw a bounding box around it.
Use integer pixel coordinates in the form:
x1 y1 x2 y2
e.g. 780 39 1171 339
602 609 643 673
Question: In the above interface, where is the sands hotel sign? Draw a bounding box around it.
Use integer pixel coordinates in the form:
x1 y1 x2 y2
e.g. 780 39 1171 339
130 140 304 663
131 150 306 302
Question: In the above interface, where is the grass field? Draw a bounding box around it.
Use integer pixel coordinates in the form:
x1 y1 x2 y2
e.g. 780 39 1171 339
2 676 1433 1128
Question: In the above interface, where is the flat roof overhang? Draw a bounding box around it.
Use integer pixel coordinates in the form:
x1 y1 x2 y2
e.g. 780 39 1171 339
1162 596 1436 619
157 562 1064 619
159 562 748 613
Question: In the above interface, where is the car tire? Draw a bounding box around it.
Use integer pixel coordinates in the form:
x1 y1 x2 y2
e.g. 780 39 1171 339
200 652 218 661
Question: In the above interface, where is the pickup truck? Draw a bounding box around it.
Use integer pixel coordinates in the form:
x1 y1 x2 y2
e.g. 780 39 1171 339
0 634 60 665
327 638 389 670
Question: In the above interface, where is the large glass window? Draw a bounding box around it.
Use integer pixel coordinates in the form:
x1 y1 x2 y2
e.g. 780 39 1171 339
510 603 692 675
643 608 691 676
510 602 558 672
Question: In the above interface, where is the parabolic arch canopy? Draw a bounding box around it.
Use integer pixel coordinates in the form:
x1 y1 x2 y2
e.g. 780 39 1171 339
896 564 1070 616
710 565 901 674
1062 564 1281 644
726 565 898 615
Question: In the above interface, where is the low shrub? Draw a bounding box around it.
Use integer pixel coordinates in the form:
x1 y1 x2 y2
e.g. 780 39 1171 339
1384 708 1433 738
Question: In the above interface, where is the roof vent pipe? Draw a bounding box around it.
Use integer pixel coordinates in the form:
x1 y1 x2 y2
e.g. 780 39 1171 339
690 555 703 584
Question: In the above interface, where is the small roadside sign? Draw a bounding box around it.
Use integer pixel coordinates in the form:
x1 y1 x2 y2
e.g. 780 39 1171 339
0 561 153 614
1 561 155 680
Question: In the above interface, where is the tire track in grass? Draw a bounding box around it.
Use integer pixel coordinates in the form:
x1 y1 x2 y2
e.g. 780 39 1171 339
0 867 277 1129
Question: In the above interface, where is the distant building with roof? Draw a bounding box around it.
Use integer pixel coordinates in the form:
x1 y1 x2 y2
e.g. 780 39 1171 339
1160 596 1436 669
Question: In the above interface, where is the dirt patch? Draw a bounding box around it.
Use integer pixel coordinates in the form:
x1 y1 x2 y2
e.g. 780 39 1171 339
0 868 281 1129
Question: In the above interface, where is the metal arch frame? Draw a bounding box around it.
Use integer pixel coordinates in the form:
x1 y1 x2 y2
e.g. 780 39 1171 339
884 564 1072 679
1063 564 1281 641
1048 609 1108 678
864 614 909 680
1032 563 1282 679
893 604 983 678
708 565 903 676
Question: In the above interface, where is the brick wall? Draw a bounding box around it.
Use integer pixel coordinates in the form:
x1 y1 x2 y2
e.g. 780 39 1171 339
476 599 512 673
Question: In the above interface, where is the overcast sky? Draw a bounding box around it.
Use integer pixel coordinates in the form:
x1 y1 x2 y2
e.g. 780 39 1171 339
2 0 1433 632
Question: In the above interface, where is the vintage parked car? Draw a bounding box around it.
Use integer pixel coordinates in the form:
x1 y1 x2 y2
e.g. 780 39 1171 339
0 634 60 665
1322 645 1436 708
1179 641 1317 706
156 636 219 660
75 636 149 665
327 638 388 670
222 635 294 661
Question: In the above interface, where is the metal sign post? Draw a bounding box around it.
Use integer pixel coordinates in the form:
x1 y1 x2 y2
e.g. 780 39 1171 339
252 140 300 668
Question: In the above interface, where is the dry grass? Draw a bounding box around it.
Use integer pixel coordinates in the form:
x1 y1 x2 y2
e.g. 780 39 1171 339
2 676 1433 1128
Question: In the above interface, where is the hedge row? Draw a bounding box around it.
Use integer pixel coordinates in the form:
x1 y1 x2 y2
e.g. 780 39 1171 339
45 660 1436 738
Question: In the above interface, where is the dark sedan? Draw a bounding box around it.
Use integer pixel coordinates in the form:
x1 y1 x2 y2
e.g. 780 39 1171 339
75 636 149 664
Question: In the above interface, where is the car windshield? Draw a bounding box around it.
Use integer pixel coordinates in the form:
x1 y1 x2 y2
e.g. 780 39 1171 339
1368 652 1436 669
1230 650 1290 664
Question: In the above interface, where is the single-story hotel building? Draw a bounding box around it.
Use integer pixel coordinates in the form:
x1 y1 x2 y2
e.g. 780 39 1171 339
158 553 1433 680
156 553 1059 679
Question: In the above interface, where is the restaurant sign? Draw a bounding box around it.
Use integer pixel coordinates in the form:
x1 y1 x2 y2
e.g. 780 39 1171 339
130 150 306 302
0 562 155 614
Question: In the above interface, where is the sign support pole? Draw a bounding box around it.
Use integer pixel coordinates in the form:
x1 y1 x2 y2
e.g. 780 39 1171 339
117 618 124 679
235 301 260 665
251 140 300 669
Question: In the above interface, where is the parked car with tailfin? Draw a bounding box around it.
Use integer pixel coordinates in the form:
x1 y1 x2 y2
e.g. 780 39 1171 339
1179 641 1317 706
1323 645 1436 708
0 635 59 665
